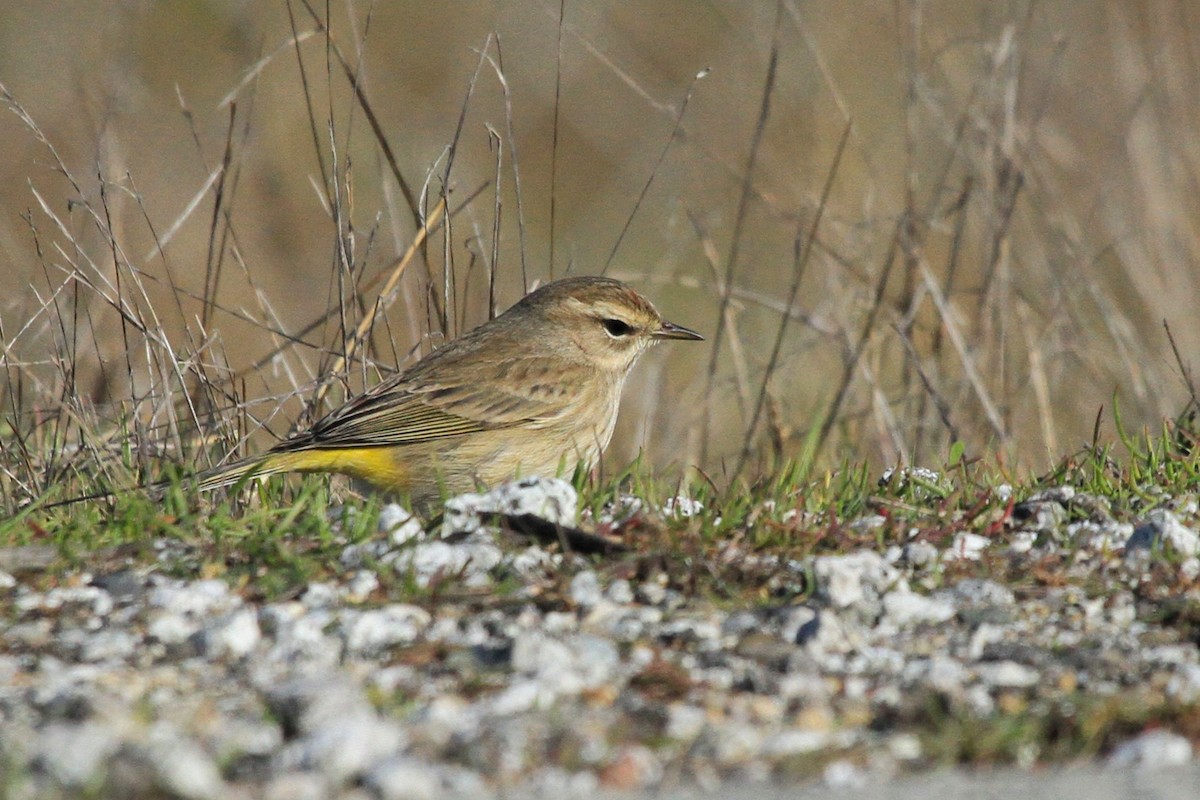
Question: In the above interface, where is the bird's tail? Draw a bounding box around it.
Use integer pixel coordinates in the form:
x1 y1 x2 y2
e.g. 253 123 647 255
29 447 332 511
184 448 322 493
186 454 273 493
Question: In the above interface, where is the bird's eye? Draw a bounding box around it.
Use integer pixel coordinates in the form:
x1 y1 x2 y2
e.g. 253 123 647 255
601 318 634 337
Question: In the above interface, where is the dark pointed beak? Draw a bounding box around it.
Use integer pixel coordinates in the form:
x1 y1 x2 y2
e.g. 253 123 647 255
655 320 704 341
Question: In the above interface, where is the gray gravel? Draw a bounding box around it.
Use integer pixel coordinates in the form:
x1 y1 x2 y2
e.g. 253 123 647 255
2 476 1199 798
616 764 1200 800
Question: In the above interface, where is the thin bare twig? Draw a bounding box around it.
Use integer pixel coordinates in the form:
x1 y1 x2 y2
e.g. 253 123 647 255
549 0 567 279
601 68 708 275
1164 319 1198 412
296 0 421 227
486 124 503 320
490 35 529 292
734 119 852 480
285 0 332 200
814 219 902 458
310 197 448 409
917 254 1008 441
701 0 784 465
893 322 959 444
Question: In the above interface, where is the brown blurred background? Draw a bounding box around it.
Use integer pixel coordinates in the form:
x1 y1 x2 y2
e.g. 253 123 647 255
2 1 1197 481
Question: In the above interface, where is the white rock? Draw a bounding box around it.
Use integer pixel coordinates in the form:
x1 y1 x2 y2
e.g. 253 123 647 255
301 582 339 609
901 541 939 566
379 504 424 545
339 540 392 569
638 580 667 606
1030 485 1075 502
761 728 829 757
1124 509 1200 557
341 604 431 656
605 611 647 642
148 579 233 616
776 672 829 702
843 676 870 700
489 679 543 715
849 514 887 534
571 635 621 686
713 722 764 766
1007 531 1038 554
509 545 559 580
570 571 602 608
202 608 261 660
823 759 868 789
661 495 704 518
880 466 939 485
279 715 406 783
976 660 1040 688
145 723 226 800
1167 664 1200 701
888 732 923 761
1108 729 1193 769
266 676 375 735
0 655 18 683
34 721 120 786
967 623 1006 661
260 606 341 666
33 585 114 617
543 611 578 633
919 655 970 694
414 695 475 748
658 616 721 644
146 611 199 646
794 608 858 656
1145 645 1194 666
1106 594 1138 628
605 579 634 604
1071 521 1131 553
75 628 138 662
943 532 990 561
882 588 956 627
263 772 331 800
343 570 380 603
812 551 899 609
582 493 640 525
442 477 577 537
520 768 597 798
964 683 995 715
391 540 503 588
213 718 283 761
362 757 441 800
950 579 1016 607
665 703 707 741
510 631 618 695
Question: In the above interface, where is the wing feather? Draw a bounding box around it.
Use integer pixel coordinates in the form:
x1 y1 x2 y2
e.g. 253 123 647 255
276 353 578 451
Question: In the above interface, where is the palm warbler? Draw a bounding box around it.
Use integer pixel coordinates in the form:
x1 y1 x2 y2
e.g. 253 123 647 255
192 276 702 505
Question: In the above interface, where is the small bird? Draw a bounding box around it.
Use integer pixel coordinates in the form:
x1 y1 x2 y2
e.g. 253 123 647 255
191 276 702 506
